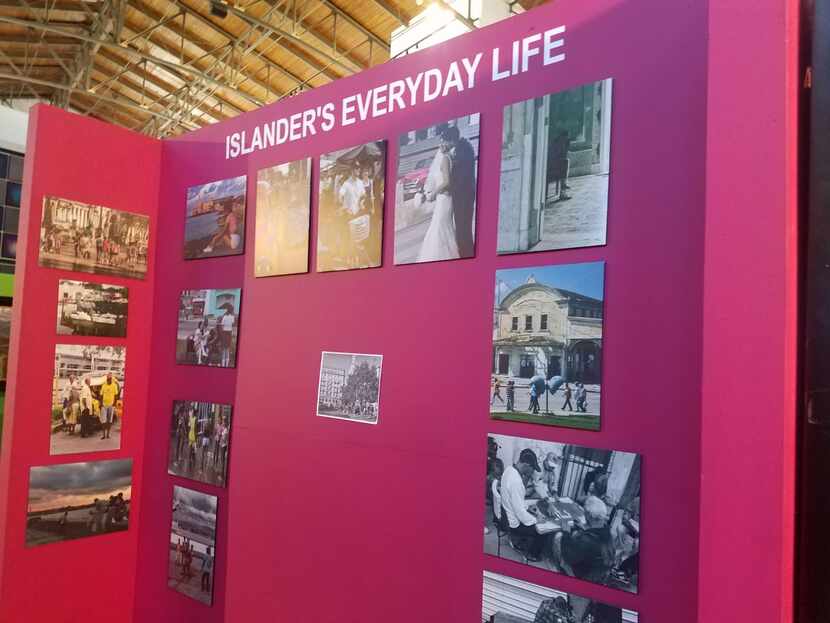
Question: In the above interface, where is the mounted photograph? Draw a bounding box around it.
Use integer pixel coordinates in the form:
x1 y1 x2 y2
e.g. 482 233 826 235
394 114 479 264
316 140 386 272
176 288 241 368
316 351 383 424
169 485 218 606
50 344 126 456
57 279 128 337
255 158 312 277
485 434 640 594
25 459 132 547
169 400 232 487
491 261 604 431
39 196 150 279
184 175 246 260
498 79 613 254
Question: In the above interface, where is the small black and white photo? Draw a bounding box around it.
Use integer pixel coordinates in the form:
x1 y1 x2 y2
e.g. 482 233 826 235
482 570 638 622
485 434 640 594
57 279 128 337
316 351 382 424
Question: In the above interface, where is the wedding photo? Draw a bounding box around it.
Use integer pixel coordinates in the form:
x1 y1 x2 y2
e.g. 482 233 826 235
394 114 479 264
482 570 638 623
184 175 246 260
57 279 129 337
498 79 613 254
255 158 311 277
176 288 241 368
485 434 640 593
26 459 132 547
50 344 126 456
491 261 604 431
317 351 383 424
169 485 218 606
316 140 386 272
168 400 232 487
39 196 150 279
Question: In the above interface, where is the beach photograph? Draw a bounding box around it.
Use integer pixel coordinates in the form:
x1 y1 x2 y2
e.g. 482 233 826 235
184 175 246 260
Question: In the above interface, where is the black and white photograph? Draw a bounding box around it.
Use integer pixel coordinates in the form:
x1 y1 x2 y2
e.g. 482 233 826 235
25 459 132 547
316 351 382 424
57 279 128 337
498 79 612 254
184 175 246 260
394 114 479 264
176 288 241 368
169 485 217 606
168 401 232 487
482 570 638 622
485 434 640 594
491 262 604 431
316 140 386 272
50 345 126 456
255 158 311 277
39 196 150 279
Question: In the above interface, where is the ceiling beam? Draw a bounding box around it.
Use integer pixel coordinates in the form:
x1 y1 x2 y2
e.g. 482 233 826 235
311 0 389 52
369 0 408 27
0 0 103 10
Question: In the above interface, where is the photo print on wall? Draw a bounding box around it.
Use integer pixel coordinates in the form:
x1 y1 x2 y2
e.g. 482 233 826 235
26 458 132 547
485 433 640 594
394 113 479 264
316 140 386 272
491 261 604 431
184 175 246 260
50 344 126 456
39 196 150 279
316 351 383 425
497 78 613 254
57 279 128 337
169 485 217 606
482 570 638 622
255 158 311 277
168 401 232 487
176 288 241 368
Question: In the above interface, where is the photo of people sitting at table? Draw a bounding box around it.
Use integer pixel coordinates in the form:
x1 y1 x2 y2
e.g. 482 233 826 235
484 434 640 594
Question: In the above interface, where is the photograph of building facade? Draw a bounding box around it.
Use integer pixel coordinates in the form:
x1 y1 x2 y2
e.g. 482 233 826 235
497 79 612 254
316 352 382 424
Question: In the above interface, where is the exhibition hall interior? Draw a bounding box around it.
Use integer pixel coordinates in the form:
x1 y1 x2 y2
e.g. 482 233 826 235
0 0 813 622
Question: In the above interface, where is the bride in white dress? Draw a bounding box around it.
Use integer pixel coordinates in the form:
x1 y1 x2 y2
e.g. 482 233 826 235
417 145 460 262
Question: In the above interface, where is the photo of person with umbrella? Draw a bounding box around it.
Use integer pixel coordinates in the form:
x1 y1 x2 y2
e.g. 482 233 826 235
176 289 242 368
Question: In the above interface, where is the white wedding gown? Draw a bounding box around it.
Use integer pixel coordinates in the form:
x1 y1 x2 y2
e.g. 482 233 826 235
417 150 460 262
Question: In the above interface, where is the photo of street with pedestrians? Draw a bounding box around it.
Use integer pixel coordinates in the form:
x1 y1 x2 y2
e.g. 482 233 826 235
316 140 386 272
184 175 246 260
255 158 311 277
176 288 241 368
169 485 217 605
317 352 382 425
482 570 638 622
57 279 128 337
168 401 232 487
25 459 132 547
394 115 479 264
498 79 612 254
50 344 126 455
485 434 640 594
491 262 604 431
38 196 150 279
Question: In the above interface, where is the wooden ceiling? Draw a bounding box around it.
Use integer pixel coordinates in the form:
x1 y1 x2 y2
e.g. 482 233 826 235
0 0 547 136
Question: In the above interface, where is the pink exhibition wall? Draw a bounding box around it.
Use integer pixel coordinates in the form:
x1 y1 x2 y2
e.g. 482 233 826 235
0 1 799 623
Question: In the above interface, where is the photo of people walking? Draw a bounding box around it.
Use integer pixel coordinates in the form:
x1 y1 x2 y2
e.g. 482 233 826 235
26 459 132 547
317 351 382 424
169 486 217 605
168 401 232 487
498 79 612 254
316 140 386 272
50 345 126 455
176 288 241 368
485 434 640 593
394 115 479 264
184 175 246 260
56 279 128 337
39 196 150 279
